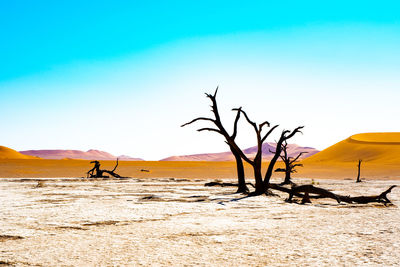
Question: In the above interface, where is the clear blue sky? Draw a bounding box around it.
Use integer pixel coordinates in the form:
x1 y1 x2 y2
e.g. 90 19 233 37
1 1 399 159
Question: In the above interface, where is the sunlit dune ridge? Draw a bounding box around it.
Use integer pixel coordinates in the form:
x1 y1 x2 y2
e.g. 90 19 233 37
304 132 400 164
0 146 38 159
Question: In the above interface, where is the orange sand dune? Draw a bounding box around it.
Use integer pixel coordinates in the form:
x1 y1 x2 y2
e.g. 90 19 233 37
1 133 400 180
0 146 38 160
0 158 399 180
304 132 400 164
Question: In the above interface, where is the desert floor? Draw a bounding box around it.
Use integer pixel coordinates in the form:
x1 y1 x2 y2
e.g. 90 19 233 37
1 177 399 266
1 159 400 180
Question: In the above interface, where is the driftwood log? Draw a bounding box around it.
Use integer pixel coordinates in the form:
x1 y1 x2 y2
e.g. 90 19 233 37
86 159 123 178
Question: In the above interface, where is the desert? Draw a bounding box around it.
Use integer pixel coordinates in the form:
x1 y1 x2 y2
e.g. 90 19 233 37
2 133 400 180
1 177 399 266
2 3 400 266
1 133 400 266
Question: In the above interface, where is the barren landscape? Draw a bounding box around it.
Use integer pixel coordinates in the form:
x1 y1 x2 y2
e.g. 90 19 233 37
2 2 399 266
2 134 400 265
1 177 399 266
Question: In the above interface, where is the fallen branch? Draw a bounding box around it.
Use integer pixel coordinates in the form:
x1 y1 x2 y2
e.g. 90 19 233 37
286 184 341 203
274 184 396 205
86 159 124 178
204 181 396 206
338 185 396 204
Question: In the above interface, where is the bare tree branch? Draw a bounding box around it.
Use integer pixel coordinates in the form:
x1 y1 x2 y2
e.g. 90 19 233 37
206 87 222 125
289 152 308 164
265 128 305 186
292 163 303 168
111 158 119 172
198 128 223 134
233 108 258 132
284 126 304 140
259 121 270 130
213 86 219 97
181 117 215 127
231 107 242 139
225 141 253 165
261 124 279 143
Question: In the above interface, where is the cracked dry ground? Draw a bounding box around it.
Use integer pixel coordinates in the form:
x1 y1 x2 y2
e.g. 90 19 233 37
1 178 399 266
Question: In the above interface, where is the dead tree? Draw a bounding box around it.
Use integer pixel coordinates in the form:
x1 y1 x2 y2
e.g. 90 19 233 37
181 88 249 193
225 108 302 195
231 108 278 194
264 126 304 188
282 184 397 205
274 141 308 185
206 182 397 206
339 185 396 204
86 159 123 178
182 87 302 195
356 159 362 183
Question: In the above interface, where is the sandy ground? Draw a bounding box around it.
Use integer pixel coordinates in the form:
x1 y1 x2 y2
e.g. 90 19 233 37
1 177 399 266
1 159 400 180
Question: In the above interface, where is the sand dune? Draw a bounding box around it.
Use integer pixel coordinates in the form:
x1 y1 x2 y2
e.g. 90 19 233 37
304 132 400 164
19 149 143 161
0 146 38 160
161 142 319 161
2 133 400 179
1 157 399 179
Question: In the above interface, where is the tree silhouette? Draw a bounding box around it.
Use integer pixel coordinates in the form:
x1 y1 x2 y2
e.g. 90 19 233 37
86 159 123 178
231 108 278 194
185 89 398 203
264 126 304 188
181 88 249 193
274 141 307 185
356 159 363 183
183 88 304 195
232 108 304 194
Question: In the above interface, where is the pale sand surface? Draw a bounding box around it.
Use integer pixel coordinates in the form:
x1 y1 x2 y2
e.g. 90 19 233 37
1 159 400 180
1 177 399 266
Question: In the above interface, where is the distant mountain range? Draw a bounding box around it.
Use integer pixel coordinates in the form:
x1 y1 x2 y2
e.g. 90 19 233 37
161 142 319 161
4 133 400 164
19 149 144 161
1 143 318 161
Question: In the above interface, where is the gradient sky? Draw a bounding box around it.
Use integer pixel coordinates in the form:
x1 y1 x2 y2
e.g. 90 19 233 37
1 1 400 160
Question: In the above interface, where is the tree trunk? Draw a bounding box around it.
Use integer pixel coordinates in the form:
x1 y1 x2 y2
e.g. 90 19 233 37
101 170 122 178
264 149 281 188
253 163 265 194
265 127 304 188
282 170 292 185
231 147 249 193
356 159 362 183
